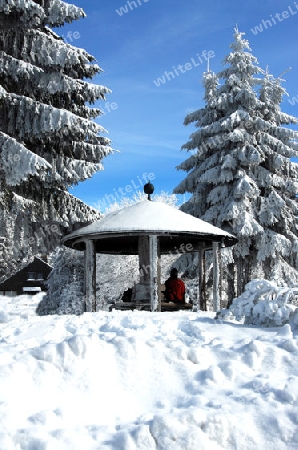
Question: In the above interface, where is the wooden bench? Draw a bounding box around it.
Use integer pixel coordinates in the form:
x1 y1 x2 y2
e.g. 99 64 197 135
110 301 193 312
160 302 193 312
110 302 151 311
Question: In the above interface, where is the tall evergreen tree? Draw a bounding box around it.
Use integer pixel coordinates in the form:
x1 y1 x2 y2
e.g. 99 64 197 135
174 28 298 302
0 0 112 280
175 69 219 219
255 70 298 283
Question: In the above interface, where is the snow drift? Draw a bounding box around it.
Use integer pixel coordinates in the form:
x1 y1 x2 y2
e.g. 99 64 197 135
0 293 298 449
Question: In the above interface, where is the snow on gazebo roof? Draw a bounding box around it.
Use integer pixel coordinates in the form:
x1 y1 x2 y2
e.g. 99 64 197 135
63 200 237 254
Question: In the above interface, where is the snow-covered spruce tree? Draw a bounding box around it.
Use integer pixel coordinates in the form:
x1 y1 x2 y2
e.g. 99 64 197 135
256 70 298 283
174 69 220 219
174 28 298 303
0 0 112 281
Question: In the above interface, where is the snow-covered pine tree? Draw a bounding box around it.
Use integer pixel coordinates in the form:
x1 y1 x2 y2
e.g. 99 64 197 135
174 69 219 218
175 28 264 300
0 0 113 281
256 70 298 283
174 28 298 303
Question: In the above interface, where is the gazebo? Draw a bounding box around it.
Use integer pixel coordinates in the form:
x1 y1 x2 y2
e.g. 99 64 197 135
63 187 237 312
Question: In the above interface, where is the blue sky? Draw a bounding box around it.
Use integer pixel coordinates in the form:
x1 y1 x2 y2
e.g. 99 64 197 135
60 0 298 211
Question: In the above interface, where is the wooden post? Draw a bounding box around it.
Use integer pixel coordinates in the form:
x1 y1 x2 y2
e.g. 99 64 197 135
200 244 206 311
137 235 159 310
195 243 204 312
138 236 150 284
213 241 220 312
157 240 161 312
219 241 223 309
84 239 96 312
149 235 159 312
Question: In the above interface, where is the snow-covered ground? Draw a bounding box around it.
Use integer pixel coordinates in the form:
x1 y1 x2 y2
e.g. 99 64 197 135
0 293 298 449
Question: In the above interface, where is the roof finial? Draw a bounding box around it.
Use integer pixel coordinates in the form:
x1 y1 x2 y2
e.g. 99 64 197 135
144 182 154 201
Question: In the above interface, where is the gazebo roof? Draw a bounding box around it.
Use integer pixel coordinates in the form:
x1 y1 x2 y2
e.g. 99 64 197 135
63 200 237 254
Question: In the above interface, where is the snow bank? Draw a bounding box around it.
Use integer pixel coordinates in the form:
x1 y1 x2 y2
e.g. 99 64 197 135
0 293 298 449
218 279 298 328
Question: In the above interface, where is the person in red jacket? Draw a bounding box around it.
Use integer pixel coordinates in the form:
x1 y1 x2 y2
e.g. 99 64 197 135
164 268 185 304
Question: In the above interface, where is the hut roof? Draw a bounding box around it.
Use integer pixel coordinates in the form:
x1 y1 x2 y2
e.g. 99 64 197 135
63 200 237 255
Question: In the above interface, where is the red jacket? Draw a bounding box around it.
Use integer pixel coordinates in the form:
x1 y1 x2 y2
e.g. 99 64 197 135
165 278 185 302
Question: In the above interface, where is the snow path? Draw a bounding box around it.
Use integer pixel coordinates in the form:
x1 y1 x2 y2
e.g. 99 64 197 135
0 294 298 449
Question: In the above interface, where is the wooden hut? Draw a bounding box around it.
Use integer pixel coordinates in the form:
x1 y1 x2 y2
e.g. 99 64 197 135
63 191 237 312
0 257 52 297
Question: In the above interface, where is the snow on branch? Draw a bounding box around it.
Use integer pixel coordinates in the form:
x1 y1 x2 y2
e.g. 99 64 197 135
175 169 198 193
222 202 263 237
175 154 198 173
0 0 44 25
259 132 298 158
37 73 110 104
257 230 291 261
220 109 250 130
199 166 221 184
0 132 51 185
226 128 251 143
183 109 203 126
192 154 216 174
0 51 109 99
0 0 86 27
32 28 97 71
1 28 99 77
237 145 263 166
54 190 100 225
254 166 286 189
207 185 229 205
2 92 107 142
55 155 103 186
233 176 259 199
0 50 43 81
72 140 112 160
45 0 86 27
